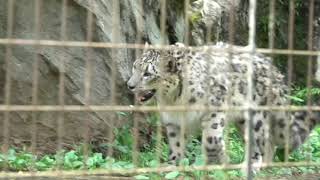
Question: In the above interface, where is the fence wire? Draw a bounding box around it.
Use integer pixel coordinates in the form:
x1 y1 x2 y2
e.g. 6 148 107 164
0 0 320 179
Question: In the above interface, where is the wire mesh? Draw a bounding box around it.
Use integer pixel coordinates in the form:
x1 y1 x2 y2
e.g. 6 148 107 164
0 0 319 179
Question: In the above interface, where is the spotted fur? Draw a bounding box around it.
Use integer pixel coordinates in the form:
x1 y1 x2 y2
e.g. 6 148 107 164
127 42 320 169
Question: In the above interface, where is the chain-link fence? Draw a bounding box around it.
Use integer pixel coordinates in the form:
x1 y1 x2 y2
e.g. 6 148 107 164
0 0 320 179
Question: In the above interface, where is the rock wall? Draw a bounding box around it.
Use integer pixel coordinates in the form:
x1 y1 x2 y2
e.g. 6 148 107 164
0 0 118 154
0 0 245 154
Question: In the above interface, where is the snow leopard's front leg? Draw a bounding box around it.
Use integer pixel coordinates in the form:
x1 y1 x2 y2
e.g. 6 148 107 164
165 123 184 164
246 111 275 173
202 112 227 164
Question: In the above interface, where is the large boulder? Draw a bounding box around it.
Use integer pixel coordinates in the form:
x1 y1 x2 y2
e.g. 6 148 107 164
0 0 246 154
0 0 186 154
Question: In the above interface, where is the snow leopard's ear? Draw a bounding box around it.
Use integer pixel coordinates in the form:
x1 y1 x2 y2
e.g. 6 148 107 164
143 42 150 53
166 58 178 73
164 43 185 73
161 54 179 74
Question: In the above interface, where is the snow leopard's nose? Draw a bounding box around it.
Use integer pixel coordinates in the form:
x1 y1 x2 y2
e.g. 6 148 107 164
127 81 136 91
128 84 135 90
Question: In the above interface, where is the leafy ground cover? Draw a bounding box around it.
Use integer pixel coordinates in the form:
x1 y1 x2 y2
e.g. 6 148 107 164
1 87 320 179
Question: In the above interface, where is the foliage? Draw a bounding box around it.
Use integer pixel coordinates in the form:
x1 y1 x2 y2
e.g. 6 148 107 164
256 0 312 85
2 109 320 178
288 87 320 105
0 1 318 177
0 0 317 179
189 11 202 25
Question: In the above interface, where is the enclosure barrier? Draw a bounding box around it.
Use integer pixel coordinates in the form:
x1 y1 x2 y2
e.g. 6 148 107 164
0 0 319 179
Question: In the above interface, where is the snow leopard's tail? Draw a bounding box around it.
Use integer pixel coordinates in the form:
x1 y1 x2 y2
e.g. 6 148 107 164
288 110 320 151
311 99 320 125
292 110 320 128
311 111 320 125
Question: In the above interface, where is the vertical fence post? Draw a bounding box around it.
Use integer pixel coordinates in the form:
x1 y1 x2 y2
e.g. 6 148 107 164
245 0 257 179
2 0 15 171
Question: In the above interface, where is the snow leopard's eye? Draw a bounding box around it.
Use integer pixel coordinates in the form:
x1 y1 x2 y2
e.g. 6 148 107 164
143 72 152 77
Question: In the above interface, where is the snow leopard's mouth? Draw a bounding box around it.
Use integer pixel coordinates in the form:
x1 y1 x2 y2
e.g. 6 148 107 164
137 89 156 102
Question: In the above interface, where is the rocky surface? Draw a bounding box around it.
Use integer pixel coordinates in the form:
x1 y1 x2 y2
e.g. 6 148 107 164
0 0 235 154
0 0 268 154
0 0 120 154
189 0 247 45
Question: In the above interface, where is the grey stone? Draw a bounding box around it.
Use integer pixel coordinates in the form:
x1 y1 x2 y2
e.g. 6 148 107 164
0 0 246 154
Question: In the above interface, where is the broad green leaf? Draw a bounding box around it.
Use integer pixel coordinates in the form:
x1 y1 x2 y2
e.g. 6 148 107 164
72 161 84 169
148 160 159 167
285 95 304 103
164 171 180 179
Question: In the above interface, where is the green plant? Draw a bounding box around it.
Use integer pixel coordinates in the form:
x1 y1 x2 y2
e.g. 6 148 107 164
35 155 55 171
189 11 202 25
6 149 35 171
288 87 320 105
1 105 320 178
